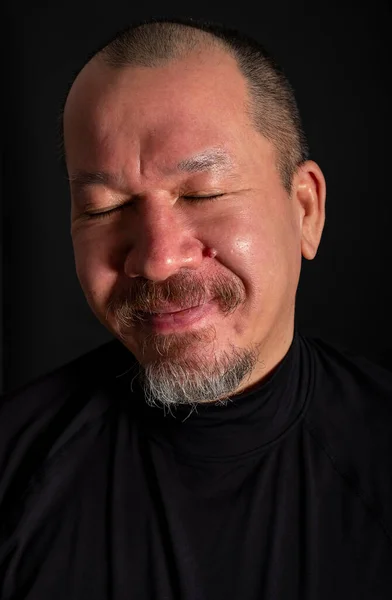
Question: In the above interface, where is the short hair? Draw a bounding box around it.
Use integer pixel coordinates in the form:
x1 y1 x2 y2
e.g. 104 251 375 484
60 17 309 193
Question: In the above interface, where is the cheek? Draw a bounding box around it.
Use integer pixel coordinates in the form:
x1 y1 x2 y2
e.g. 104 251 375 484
209 210 281 286
72 230 119 307
214 207 300 305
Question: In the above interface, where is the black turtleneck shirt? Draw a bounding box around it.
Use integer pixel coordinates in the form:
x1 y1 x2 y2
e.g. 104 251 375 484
1 331 391 599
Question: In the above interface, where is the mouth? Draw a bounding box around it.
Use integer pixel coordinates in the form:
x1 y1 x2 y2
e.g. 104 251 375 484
142 301 215 332
152 303 202 315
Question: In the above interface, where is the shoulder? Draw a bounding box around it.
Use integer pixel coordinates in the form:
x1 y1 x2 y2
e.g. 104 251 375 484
0 339 135 508
303 334 392 434
0 338 132 427
301 334 392 536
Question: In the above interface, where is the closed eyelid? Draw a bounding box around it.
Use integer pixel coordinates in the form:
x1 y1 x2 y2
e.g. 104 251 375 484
78 191 228 222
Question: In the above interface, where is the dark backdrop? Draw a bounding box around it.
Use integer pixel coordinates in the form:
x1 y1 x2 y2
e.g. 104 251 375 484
2 1 392 393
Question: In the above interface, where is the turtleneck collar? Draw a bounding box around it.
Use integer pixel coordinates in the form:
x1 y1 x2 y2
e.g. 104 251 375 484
119 329 312 460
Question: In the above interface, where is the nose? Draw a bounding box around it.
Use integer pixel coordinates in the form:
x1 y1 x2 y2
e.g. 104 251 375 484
123 199 204 281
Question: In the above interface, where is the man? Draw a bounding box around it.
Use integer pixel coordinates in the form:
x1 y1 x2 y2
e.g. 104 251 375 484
1 17 391 600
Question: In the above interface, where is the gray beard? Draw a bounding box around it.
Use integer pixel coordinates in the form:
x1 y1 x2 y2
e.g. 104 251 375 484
108 270 254 410
137 340 262 411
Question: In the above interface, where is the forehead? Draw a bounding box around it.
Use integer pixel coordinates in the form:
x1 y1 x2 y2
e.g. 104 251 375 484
63 50 254 173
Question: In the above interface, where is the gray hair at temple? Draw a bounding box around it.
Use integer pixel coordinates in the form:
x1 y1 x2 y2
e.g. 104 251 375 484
59 17 309 194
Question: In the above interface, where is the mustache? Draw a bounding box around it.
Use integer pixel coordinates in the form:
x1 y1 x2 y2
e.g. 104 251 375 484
106 272 245 328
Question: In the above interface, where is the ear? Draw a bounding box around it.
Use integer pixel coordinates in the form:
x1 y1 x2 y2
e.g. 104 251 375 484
292 160 326 260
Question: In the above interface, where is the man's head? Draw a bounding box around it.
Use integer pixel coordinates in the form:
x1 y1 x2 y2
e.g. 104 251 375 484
63 19 326 408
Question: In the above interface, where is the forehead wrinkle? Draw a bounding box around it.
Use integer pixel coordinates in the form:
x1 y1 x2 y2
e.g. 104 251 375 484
69 148 237 195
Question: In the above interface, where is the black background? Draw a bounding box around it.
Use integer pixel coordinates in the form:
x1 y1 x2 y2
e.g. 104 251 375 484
2 1 392 393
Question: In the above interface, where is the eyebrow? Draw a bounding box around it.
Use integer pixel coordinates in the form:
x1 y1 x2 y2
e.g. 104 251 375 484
68 149 233 191
68 170 125 191
173 149 233 174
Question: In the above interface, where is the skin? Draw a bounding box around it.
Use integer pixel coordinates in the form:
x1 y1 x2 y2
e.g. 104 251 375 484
63 46 326 398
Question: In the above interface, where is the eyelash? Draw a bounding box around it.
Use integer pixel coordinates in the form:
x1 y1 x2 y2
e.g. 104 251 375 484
85 194 224 220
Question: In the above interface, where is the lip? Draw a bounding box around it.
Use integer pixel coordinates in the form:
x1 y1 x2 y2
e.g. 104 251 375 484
152 303 201 315
145 301 215 333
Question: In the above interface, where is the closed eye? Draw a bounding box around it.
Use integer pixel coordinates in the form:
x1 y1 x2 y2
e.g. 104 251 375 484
183 194 225 203
84 194 225 220
85 203 130 220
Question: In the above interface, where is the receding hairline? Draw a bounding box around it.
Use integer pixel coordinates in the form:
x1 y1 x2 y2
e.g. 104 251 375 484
59 19 309 194
96 21 232 69
64 41 264 161
65 34 247 121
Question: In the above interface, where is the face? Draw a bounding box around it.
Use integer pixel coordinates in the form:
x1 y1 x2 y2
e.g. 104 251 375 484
64 48 325 405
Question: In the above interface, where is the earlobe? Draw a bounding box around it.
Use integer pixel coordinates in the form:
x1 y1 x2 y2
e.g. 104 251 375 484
295 161 326 261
